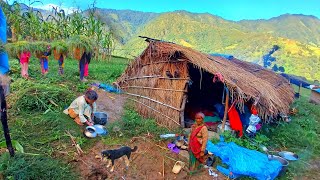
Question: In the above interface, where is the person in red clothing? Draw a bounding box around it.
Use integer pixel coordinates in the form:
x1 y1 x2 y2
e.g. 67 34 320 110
20 50 31 79
189 112 208 171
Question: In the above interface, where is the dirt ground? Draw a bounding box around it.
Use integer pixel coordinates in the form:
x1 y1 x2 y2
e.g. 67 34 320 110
71 138 223 180
70 90 223 180
95 89 126 123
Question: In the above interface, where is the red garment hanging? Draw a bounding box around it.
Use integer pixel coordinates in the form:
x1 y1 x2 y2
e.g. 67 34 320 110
228 104 243 137
251 106 258 115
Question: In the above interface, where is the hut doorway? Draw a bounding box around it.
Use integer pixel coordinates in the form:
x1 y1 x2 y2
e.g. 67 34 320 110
183 64 225 128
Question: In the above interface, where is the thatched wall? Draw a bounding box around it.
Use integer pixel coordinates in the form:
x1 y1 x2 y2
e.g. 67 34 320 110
118 47 190 128
117 41 295 128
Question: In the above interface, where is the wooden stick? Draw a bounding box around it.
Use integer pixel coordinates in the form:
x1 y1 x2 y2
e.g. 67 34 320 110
221 87 229 132
65 131 83 155
155 144 169 151
122 86 187 92
125 92 181 111
128 98 180 125
162 157 165 179
141 59 186 66
49 99 58 107
124 75 189 81
180 94 187 128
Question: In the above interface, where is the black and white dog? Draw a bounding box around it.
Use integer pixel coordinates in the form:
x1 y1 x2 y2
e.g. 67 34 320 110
101 146 137 172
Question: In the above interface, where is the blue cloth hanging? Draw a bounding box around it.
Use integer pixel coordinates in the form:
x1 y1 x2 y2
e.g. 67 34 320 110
0 7 10 74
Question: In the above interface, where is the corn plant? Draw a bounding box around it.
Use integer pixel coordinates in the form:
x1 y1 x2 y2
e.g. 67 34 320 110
2 0 115 60
1 1 23 42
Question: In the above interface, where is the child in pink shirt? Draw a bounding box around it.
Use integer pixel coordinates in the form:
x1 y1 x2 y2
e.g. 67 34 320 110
20 51 31 79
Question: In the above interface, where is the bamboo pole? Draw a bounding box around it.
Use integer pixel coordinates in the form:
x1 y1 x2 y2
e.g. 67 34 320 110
221 87 229 133
180 94 187 128
124 76 189 81
141 59 186 66
125 92 181 111
128 98 180 125
122 86 187 92
0 84 14 157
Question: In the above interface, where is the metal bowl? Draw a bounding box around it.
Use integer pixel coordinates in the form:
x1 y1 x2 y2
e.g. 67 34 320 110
84 126 97 138
278 151 299 161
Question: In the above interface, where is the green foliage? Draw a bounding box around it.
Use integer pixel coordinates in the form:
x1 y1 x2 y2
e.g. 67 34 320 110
105 104 182 142
0 140 24 153
215 131 270 152
0 52 128 179
260 97 320 178
30 41 50 54
0 153 78 180
5 41 30 57
108 11 320 80
1 1 115 60
51 40 68 54
9 82 75 113
107 107 168 138
67 35 95 52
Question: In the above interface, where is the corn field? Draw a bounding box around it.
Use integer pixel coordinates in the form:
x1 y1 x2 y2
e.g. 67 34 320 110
0 0 114 60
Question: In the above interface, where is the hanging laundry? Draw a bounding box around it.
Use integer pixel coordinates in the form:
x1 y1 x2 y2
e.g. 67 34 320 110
213 73 224 83
228 104 243 137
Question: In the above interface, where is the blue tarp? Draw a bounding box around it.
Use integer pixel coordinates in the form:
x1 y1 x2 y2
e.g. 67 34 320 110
98 83 121 93
210 53 234 60
206 141 282 180
0 7 10 74
280 73 310 88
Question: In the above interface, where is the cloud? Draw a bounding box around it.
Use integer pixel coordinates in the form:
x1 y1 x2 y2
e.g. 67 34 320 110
31 3 79 14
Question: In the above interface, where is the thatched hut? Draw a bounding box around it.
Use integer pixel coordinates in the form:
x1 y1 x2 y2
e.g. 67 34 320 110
117 39 295 128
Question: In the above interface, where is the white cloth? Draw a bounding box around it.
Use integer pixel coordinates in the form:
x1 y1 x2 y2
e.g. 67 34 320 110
246 114 261 133
63 95 97 123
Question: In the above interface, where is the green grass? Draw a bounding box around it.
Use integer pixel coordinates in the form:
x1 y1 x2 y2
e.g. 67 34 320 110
0 56 129 179
261 88 320 179
0 153 78 180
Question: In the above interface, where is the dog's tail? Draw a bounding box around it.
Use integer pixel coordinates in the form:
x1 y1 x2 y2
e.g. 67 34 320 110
131 146 138 152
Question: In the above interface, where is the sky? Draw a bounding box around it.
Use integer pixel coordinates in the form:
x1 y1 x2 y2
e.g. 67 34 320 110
9 0 320 21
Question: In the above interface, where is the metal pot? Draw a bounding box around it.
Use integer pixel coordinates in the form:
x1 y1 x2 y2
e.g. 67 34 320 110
93 112 108 125
278 151 299 161
217 122 232 133
84 126 97 138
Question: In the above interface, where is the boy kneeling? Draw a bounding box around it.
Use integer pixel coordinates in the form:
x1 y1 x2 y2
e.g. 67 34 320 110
64 90 98 126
